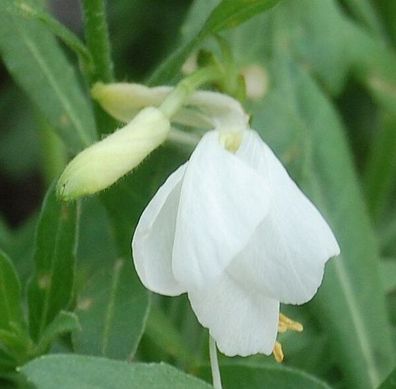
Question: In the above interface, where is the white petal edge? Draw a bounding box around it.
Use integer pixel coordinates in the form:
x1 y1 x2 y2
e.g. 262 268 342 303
132 164 187 296
230 130 340 304
188 273 279 356
172 130 271 289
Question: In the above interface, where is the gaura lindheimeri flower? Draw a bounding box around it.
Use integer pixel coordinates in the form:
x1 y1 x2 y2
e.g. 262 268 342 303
132 128 340 357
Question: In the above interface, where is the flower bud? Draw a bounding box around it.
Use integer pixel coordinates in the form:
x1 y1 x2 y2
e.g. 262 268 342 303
57 107 170 200
91 82 169 123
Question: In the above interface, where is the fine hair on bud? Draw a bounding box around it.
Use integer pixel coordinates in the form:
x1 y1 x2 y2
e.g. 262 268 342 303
57 107 170 200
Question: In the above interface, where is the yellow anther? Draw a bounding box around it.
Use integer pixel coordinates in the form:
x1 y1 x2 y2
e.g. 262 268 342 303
278 313 303 333
272 341 284 363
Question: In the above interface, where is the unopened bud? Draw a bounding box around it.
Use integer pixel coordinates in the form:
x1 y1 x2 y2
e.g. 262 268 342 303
91 82 169 123
57 107 170 200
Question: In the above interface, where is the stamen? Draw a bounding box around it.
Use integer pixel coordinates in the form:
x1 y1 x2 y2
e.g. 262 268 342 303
278 313 303 332
272 341 284 363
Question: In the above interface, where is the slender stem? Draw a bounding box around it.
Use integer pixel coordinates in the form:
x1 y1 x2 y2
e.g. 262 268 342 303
159 66 220 119
209 336 222 389
81 0 114 83
81 0 116 137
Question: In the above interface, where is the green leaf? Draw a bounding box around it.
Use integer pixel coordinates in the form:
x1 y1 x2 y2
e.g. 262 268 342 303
380 260 396 293
72 258 148 360
145 304 199 368
203 0 281 33
378 366 396 389
0 252 31 368
28 184 77 342
34 311 80 355
5 1 92 71
0 251 25 333
0 0 96 152
0 349 18 374
20 355 211 389
363 113 396 221
149 0 281 84
200 364 332 389
341 0 385 39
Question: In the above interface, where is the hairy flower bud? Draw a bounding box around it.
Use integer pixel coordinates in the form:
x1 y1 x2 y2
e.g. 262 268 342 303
57 107 170 200
91 82 167 123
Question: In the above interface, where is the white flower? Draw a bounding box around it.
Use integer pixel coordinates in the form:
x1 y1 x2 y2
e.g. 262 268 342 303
132 129 340 357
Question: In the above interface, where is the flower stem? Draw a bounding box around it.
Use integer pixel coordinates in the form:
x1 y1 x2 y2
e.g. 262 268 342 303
209 335 223 389
81 0 114 84
159 66 220 119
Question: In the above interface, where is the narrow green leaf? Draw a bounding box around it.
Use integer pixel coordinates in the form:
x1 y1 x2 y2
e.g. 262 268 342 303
378 366 396 389
380 260 396 293
200 364 332 389
0 349 17 374
34 311 80 355
149 0 281 84
5 1 92 71
28 184 77 342
21 355 211 389
341 0 386 39
72 258 149 359
145 304 199 368
0 0 96 152
0 251 25 333
363 114 396 222
204 0 281 33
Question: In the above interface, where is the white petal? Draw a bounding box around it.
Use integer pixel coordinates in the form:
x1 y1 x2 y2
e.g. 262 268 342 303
172 131 270 289
188 274 279 356
230 130 340 304
132 165 187 296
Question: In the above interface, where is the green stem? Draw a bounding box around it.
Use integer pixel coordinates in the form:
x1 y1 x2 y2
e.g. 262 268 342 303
160 66 221 119
81 0 116 137
81 0 114 84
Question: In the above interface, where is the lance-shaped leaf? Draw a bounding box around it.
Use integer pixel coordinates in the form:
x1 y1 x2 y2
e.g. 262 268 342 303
21 355 212 389
0 0 96 152
72 258 149 360
378 366 396 389
0 251 25 333
0 250 31 366
28 185 77 342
